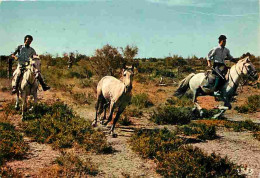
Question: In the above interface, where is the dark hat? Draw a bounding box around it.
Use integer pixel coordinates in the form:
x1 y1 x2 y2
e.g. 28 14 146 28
218 35 227 40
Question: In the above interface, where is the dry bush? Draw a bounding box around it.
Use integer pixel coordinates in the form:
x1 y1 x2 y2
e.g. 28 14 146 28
0 122 28 166
130 128 243 178
178 122 217 140
131 93 153 109
22 102 112 153
151 106 193 125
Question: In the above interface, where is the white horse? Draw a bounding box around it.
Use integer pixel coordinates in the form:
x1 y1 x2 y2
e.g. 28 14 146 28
12 56 41 118
175 56 258 118
92 65 134 137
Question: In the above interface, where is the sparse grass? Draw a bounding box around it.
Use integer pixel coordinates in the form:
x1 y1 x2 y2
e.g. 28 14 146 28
0 122 28 166
178 122 217 140
235 95 260 113
130 128 243 178
150 106 193 125
22 102 113 153
131 93 153 109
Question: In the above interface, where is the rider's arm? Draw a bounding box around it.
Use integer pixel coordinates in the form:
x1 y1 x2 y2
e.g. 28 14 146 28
207 48 216 67
12 45 21 60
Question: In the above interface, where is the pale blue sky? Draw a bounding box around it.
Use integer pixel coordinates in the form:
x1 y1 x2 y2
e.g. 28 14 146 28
0 0 259 58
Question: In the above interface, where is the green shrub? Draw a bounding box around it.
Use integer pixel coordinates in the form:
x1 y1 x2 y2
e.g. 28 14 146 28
23 102 112 153
130 128 183 159
131 93 153 109
151 106 193 125
156 146 242 178
166 96 193 107
130 128 242 178
225 120 260 132
178 123 217 140
0 122 28 166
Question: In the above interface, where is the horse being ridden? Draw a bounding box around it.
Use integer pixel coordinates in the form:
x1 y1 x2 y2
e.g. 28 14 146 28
92 64 134 137
174 56 258 118
12 57 41 118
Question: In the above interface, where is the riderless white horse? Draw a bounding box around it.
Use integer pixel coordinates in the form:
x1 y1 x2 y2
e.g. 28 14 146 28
175 56 258 118
92 64 134 137
12 56 41 118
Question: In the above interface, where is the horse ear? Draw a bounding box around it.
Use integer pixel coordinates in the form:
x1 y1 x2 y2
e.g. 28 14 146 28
246 56 250 62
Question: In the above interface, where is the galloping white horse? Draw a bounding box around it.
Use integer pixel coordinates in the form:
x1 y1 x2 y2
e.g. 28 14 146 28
175 56 258 118
12 56 41 118
92 64 134 137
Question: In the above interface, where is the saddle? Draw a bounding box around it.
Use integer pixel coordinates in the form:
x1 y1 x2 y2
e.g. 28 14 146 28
201 67 230 92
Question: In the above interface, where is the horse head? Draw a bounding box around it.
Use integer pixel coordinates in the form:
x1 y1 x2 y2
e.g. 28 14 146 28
122 64 134 92
237 56 258 81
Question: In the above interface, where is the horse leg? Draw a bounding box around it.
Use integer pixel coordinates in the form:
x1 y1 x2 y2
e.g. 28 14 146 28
29 91 38 112
15 92 20 110
213 97 230 119
21 93 27 119
100 102 109 125
109 106 125 138
192 88 203 116
92 95 102 127
103 102 115 126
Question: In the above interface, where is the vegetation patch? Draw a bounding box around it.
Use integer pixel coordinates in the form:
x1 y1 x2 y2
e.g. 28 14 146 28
166 96 193 107
151 106 193 125
235 95 260 113
224 120 260 132
178 123 217 140
22 102 112 153
131 93 153 109
39 152 98 177
130 128 243 178
0 122 28 166
124 107 143 118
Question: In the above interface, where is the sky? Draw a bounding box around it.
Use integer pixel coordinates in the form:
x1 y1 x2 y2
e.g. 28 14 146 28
0 0 259 58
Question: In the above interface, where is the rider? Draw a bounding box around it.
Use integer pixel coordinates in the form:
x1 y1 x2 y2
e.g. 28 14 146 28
11 35 50 94
204 35 236 92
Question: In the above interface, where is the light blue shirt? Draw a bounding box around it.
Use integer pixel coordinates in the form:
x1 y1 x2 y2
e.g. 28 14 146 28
207 45 233 64
14 45 36 66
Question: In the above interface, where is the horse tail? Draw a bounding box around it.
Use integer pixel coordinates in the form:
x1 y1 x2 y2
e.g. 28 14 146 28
174 73 195 97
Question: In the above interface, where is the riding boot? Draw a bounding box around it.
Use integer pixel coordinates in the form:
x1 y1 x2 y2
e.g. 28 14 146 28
12 74 22 94
37 75 50 91
214 76 220 90
213 77 221 96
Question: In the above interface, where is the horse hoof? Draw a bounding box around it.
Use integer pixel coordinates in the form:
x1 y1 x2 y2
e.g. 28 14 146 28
100 120 105 125
92 122 97 127
112 133 118 138
199 110 204 117
15 106 20 111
